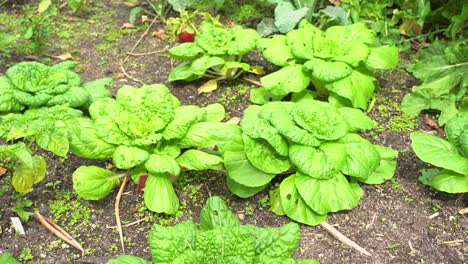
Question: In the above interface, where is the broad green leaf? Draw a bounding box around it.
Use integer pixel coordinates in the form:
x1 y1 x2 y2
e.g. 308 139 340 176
339 134 381 179
289 143 346 179
303 58 352 82
89 97 120 119
445 111 468 156
113 146 150 169
38 0 52 13
243 134 291 174
72 166 120 200
107 255 150 264
199 196 240 230
411 132 468 175
401 93 460 125
365 47 399 70
153 145 181 159
325 69 376 109
295 172 363 215
228 26 260 55
257 35 295 66
260 65 311 96
162 106 203 141
257 18 278 37
292 102 349 140
325 23 376 45
227 176 268 198
168 42 204 60
145 154 180 176
223 148 276 188
176 149 223 171
278 175 327 225
360 146 398 184
332 41 370 67
0 253 19 264
0 142 33 167
337 107 376 131
149 220 198 263
269 188 285 215
180 122 241 147
190 56 225 75
0 77 23 112
12 156 47 193
286 27 320 60
36 128 69 157
244 222 300 260
68 118 116 159
168 61 199 81
201 103 225 122
419 169 468 194
274 2 308 33
82 78 113 107
144 173 179 214
249 87 286 105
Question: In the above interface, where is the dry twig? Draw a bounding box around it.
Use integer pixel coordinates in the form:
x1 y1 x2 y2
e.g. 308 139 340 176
320 222 372 257
126 49 168 56
115 175 129 254
243 77 262 87
33 211 84 255
107 217 150 229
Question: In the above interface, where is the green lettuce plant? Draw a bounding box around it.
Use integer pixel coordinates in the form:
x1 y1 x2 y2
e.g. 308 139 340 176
69 84 239 214
167 22 260 84
411 112 468 193
0 142 46 193
220 98 398 225
107 196 319 264
402 39 467 125
253 20 399 109
0 61 112 113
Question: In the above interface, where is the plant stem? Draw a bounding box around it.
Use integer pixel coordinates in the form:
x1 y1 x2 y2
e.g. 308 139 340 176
115 174 129 254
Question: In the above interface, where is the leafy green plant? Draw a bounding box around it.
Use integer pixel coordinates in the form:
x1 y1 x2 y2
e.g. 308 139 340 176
20 2 56 54
68 84 238 214
163 11 221 42
0 32 17 59
0 143 46 193
107 196 320 263
411 112 468 193
253 21 398 109
0 61 112 113
167 21 260 87
219 99 398 225
0 253 19 264
401 39 467 125
12 195 33 221
65 0 92 12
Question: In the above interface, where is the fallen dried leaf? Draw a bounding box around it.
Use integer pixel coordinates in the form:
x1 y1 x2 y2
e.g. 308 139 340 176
52 52 73 61
424 115 443 134
152 28 165 39
226 117 241 125
459 207 468 215
0 166 7 177
121 22 136 29
141 15 151 23
198 80 218 94
248 65 265 75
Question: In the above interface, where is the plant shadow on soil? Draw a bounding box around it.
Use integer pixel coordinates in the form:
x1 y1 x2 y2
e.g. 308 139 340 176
0 1 466 264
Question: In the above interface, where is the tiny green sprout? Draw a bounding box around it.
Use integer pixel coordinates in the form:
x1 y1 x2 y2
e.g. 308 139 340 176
386 243 401 249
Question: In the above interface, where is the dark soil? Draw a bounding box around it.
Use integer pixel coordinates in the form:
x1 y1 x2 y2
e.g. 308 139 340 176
0 1 467 264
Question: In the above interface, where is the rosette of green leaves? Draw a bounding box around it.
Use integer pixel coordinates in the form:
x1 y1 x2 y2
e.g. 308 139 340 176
0 142 46 193
253 21 398 109
167 22 260 83
0 105 84 157
402 39 467 125
220 99 398 225
0 61 112 112
411 112 468 193
69 84 239 214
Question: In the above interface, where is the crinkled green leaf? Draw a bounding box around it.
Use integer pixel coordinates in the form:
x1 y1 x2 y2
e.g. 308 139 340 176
445 111 468 157
195 23 230 56
295 172 363 215
168 42 204 60
82 78 113 106
289 143 346 179
337 107 376 131
419 169 468 194
145 154 180 176
68 118 116 159
243 134 291 174
199 196 240 230
12 156 46 193
292 102 349 140
107 255 150 264
278 175 327 225
411 132 468 175
260 65 311 96
325 23 376 45
180 122 241 147
228 26 260 55
72 166 120 200
339 134 381 179
257 35 295 66
360 145 398 184
144 173 179 214
176 149 223 171
0 77 23 112
365 47 399 70
286 27 321 61
113 145 150 169
303 58 352 82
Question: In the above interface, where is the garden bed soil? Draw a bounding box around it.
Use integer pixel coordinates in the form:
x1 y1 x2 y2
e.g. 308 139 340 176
0 1 466 263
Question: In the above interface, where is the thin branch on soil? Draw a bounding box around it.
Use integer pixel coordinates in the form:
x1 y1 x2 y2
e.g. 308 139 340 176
366 214 377 229
115 175 129 254
243 77 262 87
429 212 439 219
107 217 150 229
320 222 372 257
441 240 464 245
120 16 159 84
408 240 416 255
126 49 168 56
33 211 84 255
